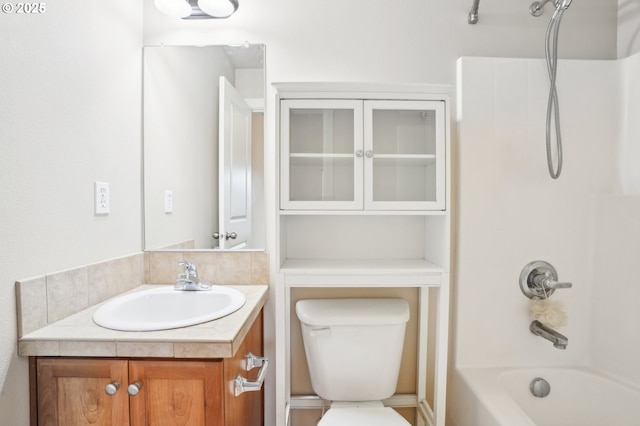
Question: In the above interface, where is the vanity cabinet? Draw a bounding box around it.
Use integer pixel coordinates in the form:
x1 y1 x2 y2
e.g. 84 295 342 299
32 312 263 426
36 358 223 426
280 98 446 211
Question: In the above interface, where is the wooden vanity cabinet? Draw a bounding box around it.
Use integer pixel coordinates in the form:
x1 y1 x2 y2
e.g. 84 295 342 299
31 313 264 426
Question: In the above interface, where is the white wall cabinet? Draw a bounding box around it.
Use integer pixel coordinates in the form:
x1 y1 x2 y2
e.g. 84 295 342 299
281 97 446 211
274 83 451 426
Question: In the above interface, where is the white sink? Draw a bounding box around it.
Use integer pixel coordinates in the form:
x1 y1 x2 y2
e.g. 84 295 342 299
93 285 246 331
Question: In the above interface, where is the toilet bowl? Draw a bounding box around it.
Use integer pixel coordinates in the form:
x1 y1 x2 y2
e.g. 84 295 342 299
296 298 411 426
318 401 410 426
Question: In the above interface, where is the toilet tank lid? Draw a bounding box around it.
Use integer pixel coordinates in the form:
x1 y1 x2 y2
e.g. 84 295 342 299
296 298 410 326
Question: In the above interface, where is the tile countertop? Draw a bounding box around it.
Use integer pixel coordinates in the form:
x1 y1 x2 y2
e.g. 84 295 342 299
19 285 269 359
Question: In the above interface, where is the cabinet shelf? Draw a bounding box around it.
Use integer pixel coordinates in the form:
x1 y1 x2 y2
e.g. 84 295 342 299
281 258 445 273
279 209 446 215
373 154 436 167
289 153 354 167
280 258 446 287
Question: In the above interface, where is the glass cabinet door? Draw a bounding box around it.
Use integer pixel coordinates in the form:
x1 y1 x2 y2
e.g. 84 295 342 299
280 99 364 210
363 100 445 210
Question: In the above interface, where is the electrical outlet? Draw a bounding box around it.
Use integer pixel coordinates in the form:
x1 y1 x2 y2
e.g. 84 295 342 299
164 190 173 213
95 181 110 215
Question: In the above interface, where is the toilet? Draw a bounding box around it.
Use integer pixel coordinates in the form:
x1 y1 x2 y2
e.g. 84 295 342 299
295 298 411 426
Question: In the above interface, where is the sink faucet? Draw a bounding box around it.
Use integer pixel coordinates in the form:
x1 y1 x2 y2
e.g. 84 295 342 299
530 320 568 349
175 261 212 291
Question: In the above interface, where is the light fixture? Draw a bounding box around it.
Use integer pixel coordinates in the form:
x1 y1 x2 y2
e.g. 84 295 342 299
154 0 191 19
197 0 238 18
155 0 239 19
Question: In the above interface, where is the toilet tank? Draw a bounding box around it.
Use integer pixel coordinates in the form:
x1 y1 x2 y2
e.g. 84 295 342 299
296 298 410 402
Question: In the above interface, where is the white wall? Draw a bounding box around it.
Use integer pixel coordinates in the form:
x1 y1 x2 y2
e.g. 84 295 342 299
455 57 620 369
618 0 640 58
0 0 622 424
588 53 640 386
0 1 142 423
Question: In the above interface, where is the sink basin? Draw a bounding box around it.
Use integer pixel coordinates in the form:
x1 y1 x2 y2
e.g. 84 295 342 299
93 285 246 331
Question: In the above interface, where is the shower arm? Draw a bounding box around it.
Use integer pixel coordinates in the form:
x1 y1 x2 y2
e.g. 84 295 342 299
468 0 479 24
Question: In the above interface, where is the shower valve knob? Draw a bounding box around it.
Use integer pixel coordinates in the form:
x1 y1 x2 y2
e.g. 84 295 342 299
520 261 572 299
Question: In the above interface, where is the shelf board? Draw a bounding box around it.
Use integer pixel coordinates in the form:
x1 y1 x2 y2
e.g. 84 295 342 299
373 155 436 167
289 153 353 157
280 258 446 274
289 153 354 167
279 209 446 216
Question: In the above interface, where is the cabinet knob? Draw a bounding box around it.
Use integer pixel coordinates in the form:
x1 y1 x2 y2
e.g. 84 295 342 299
355 149 363 158
226 232 237 240
127 381 142 396
365 150 374 158
104 381 120 396
213 232 222 239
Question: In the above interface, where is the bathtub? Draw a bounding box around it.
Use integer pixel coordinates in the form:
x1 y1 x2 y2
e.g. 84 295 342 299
449 367 640 426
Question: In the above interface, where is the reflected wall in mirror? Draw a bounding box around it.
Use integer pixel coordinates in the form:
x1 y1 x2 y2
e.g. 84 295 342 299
143 44 265 250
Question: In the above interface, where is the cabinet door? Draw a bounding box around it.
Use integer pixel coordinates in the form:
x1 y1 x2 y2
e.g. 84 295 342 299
364 100 446 210
128 360 224 426
281 99 364 210
36 358 130 426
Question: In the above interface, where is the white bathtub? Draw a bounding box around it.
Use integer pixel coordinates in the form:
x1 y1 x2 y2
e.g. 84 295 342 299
449 367 640 426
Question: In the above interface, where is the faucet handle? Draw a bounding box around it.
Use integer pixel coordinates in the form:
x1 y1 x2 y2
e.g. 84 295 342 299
544 279 572 290
520 261 572 299
533 271 572 290
178 260 197 277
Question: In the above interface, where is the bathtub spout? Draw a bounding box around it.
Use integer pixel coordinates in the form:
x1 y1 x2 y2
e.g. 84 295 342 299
530 320 568 349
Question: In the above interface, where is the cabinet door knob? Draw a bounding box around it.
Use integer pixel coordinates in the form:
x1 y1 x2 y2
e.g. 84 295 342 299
226 232 237 240
127 381 142 396
213 232 222 239
365 150 374 158
355 149 363 158
104 381 120 396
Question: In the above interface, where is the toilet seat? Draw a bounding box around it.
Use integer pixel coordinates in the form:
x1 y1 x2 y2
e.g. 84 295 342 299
318 405 410 426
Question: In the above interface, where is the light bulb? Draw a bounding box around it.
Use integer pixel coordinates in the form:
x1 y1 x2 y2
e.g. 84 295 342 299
197 0 237 18
154 0 191 19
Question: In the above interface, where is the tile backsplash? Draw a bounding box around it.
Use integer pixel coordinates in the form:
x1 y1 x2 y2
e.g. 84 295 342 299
16 250 269 337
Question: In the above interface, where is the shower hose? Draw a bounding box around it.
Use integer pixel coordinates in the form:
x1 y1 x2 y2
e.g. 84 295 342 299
544 5 567 179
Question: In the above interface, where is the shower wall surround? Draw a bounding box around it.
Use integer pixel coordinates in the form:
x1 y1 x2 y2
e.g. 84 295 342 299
454 53 640 387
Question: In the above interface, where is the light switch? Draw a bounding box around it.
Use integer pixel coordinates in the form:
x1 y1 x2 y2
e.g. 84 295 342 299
95 181 110 215
164 190 173 213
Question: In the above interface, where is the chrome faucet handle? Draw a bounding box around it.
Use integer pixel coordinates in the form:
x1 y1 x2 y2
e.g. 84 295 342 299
179 260 197 278
520 261 572 299
543 279 572 290
533 271 572 290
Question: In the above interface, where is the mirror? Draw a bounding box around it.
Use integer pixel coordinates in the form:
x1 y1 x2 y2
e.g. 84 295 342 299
143 44 265 250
